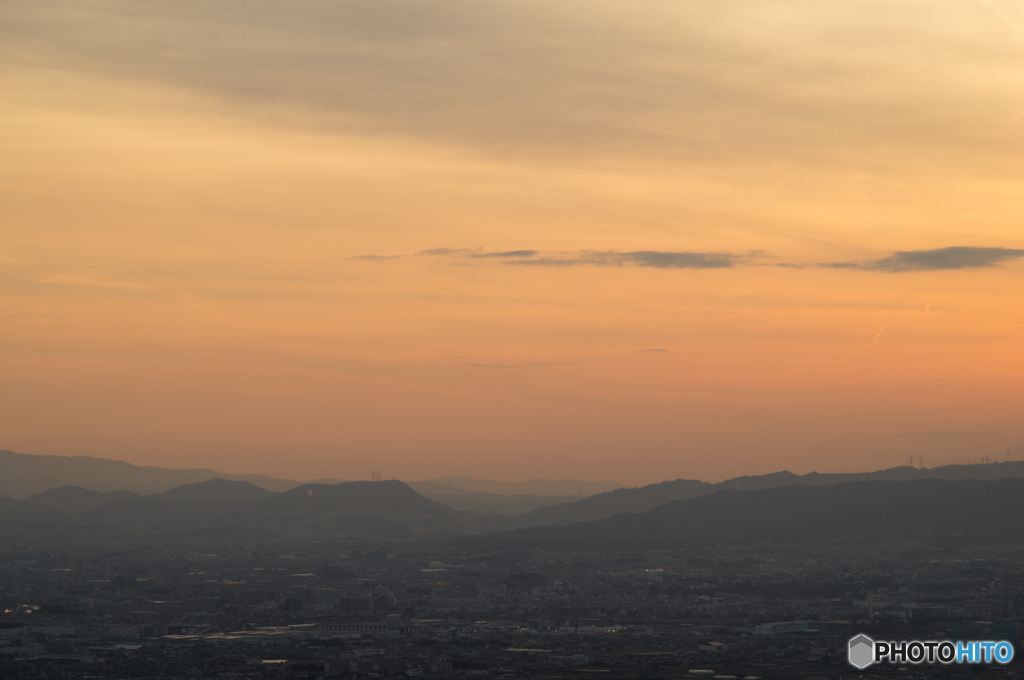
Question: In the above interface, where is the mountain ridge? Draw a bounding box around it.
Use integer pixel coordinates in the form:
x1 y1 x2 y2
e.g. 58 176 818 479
0 479 486 543
465 477 1024 550
414 476 624 496
0 449 301 499
516 461 1024 526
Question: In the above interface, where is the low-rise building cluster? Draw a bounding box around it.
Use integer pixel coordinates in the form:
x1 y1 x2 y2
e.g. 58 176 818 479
2 538 1023 678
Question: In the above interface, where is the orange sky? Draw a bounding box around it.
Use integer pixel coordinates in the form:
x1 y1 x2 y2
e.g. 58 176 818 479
2 0 1024 484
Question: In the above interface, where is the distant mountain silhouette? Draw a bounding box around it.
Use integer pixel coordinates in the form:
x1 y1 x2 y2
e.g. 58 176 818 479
414 476 624 496
8 447 1024 536
245 480 486 540
515 462 1024 526
422 492 581 515
467 478 1024 550
0 479 482 543
406 480 588 514
15 486 140 519
23 486 139 508
82 495 258 527
156 478 274 502
0 449 300 498
406 481 473 495
256 480 457 519
65 479 278 527
516 478 710 525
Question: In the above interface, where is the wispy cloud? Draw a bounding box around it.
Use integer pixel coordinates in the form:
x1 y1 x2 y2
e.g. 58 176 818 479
451 249 737 269
619 251 734 269
417 248 477 256
468 250 539 259
821 246 1024 272
894 429 998 440
412 248 738 268
369 246 1024 273
348 254 402 262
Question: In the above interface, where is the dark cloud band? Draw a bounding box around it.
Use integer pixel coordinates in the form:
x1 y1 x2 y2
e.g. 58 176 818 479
469 250 539 259
357 245 1024 273
348 254 401 262
821 246 1024 272
501 250 736 268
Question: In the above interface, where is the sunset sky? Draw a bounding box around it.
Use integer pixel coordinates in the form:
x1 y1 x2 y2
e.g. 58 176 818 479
2 0 1024 484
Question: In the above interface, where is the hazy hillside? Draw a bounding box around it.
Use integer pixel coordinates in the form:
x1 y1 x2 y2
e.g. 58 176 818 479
415 476 624 496
256 480 454 517
0 450 621 507
516 479 710 525
715 461 1024 490
0 449 301 498
516 461 1024 526
82 495 259 527
9 447 1024 530
408 478 594 514
156 478 274 502
467 478 1024 550
423 492 581 515
16 487 140 520
0 479 486 546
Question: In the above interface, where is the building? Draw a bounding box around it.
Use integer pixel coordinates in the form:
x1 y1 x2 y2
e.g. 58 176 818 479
697 641 728 652
755 621 811 635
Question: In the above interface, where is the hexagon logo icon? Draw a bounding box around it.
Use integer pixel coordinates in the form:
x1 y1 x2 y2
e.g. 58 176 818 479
848 634 875 669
